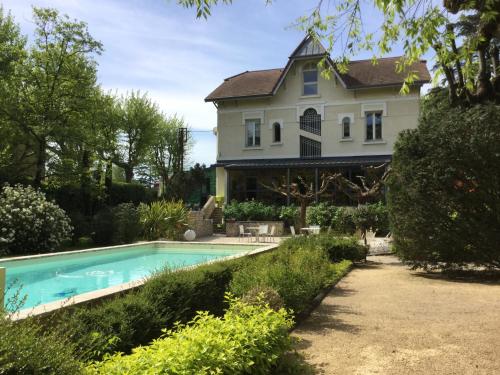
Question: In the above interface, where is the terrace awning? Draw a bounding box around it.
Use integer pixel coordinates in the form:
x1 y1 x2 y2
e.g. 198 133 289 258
213 155 392 170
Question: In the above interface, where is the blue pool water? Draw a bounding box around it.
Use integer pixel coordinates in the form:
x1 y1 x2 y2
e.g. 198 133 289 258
0 243 257 310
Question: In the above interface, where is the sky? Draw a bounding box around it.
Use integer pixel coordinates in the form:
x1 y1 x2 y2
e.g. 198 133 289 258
2 0 433 166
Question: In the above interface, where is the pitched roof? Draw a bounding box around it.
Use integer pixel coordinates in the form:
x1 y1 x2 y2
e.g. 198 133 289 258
205 36 431 102
206 69 283 101
337 57 431 89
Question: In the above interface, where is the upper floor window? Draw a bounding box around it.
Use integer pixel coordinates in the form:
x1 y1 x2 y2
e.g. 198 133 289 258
300 108 321 136
300 135 321 159
302 63 318 96
272 122 281 143
365 112 382 141
342 116 351 139
245 118 261 147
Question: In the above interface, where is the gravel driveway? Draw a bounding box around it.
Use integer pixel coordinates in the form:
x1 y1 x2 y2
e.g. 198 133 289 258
293 255 500 374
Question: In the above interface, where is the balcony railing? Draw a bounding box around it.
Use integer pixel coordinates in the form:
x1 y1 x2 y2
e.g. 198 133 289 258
299 108 321 136
300 136 321 159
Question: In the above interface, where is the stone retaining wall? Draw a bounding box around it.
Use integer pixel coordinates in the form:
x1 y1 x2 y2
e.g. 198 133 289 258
188 211 213 238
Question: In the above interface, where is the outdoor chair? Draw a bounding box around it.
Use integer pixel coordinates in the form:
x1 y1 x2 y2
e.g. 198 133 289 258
258 224 269 242
310 225 321 235
239 225 252 242
268 225 276 242
290 226 301 237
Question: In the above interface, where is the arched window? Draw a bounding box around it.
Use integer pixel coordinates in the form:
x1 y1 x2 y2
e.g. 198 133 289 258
300 108 321 136
342 116 351 139
272 122 281 143
302 63 318 96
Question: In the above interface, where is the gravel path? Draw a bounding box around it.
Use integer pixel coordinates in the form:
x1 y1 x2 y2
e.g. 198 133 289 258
293 255 500 375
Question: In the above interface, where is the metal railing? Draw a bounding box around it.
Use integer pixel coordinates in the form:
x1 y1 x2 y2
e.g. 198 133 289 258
300 136 321 159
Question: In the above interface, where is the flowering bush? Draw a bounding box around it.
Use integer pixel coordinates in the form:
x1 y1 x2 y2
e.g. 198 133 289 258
0 184 72 255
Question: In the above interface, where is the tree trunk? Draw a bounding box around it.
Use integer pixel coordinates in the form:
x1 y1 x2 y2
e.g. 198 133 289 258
80 149 92 216
105 159 113 192
299 199 307 229
124 165 134 183
33 138 46 187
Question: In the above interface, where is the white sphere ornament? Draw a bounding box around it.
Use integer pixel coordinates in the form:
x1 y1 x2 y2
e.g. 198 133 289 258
184 229 196 241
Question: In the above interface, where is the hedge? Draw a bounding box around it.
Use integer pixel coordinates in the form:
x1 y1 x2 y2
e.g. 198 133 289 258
17 234 357 370
59 262 237 361
86 298 293 375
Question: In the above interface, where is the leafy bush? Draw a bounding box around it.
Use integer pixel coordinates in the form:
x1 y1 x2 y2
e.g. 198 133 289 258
279 205 299 228
111 203 142 244
351 202 389 238
331 206 357 234
281 234 367 263
91 203 141 245
388 93 500 269
107 182 156 206
242 286 284 311
0 316 81 375
306 202 337 228
139 200 188 240
0 184 72 255
230 244 332 315
68 211 92 244
224 200 279 221
60 262 234 361
87 298 293 375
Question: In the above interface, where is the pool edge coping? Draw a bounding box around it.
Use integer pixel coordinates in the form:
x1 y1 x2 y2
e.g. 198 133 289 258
8 241 279 321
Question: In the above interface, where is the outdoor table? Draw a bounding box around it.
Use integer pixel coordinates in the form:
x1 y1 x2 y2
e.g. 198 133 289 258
246 226 261 242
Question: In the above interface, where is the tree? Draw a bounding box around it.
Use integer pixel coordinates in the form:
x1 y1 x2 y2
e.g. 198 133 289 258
114 91 162 183
148 114 191 198
330 164 390 205
387 89 500 269
179 0 500 105
261 174 339 229
0 7 102 186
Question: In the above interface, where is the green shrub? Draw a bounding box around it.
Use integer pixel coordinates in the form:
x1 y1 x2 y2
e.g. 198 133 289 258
86 298 293 375
0 184 72 255
68 211 92 244
224 200 279 221
388 92 500 269
90 207 114 245
281 234 367 262
306 202 337 228
0 316 81 375
91 203 141 246
242 286 284 311
331 206 357 234
139 200 188 240
230 245 332 315
60 262 234 361
279 205 299 228
111 203 142 244
107 182 156 206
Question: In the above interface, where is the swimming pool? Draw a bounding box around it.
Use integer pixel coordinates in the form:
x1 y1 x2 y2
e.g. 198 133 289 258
0 242 266 312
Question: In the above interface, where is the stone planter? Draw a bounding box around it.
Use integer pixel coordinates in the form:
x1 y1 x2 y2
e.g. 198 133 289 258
226 221 285 237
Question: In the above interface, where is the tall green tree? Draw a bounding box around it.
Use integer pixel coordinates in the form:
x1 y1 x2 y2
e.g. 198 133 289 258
114 91 162 183
0 7 102 186
0 7 30 183
148 114 190 198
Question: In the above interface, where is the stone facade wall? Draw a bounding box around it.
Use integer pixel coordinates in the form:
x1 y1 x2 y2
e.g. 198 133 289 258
188 211 213 238
226 221 284 237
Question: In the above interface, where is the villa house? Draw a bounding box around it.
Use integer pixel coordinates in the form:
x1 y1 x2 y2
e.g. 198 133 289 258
206 36 430 204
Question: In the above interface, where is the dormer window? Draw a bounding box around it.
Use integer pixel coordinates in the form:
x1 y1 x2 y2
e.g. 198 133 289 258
302 63 318 96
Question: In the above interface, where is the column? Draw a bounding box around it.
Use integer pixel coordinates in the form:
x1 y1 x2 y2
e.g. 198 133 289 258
286 168 291 206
